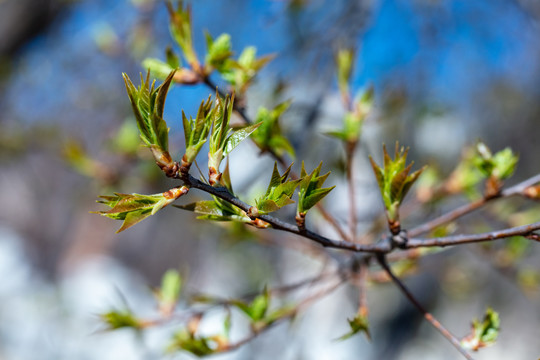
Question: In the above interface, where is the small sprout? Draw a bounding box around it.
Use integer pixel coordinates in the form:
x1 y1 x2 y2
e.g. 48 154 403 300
444 146 485 197
181 95 215 174
94 186 189 233
156 269 183 316
473 142 518 197
326 86 374 144
255 163 303 214
204 32 233 73
369 143 425 235
232 287 287 331
123 71 177 176
219 46 274 94
166 1 200 71
251 101 295 158
336 313 371 341
142 58 176 80
168 329 216 357
296 162 335 228
101 309 142 330
336 48 355 104
208 94 261 185
461 307 500 351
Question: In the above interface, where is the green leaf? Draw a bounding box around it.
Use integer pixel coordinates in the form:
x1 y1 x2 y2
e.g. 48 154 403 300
101 310 142 330
182 96 214 164
122 71 175 169
168 330 215 357
94 187 188 232
158 269 182 311
217 46 274 94
251 101 295 157
336 48 354 97
165 46 181 68
326 86 373 144
369 143 425 223
336 314 371 341
491 147 518 180
232 287 269 323
297 162 334 215
223 122 262 156
142 58 175 80
256 163 301 214
473 143 518 181
461 308 500 351
175 199 252 223
205 32 233 71
166 1 198 66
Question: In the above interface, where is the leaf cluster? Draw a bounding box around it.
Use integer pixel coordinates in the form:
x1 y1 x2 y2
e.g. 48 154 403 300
208 94 261 185
255 163 303 214
369 143 425 224
327 86 374 143
251 101 295 158
166 1 198 67
94 187 188 232
336 313 370 341
474 142 518 181
122 71 175 170
297 162 335 216
461 308 500 351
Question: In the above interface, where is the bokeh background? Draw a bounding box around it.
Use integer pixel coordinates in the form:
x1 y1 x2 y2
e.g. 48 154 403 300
0 0 539 359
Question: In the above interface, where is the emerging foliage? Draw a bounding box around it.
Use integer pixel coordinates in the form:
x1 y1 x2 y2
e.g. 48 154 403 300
166 1 198 69
155 269 183 316
255 163 303 215
218 46 274 95
181 95 214 171
369 143 425 233
207 94 261 185
461 308 500 351
336 313 371 341
204 32 233 73
94 187 188 233
123 71 176 174
101 309 142 331
327 86 374 143
296 162 335 227
251 101 295 158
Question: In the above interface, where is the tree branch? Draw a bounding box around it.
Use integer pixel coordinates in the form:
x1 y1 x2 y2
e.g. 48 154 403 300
376 255 474 360
408 173 540 237
407 221 540 248
178 173 390 253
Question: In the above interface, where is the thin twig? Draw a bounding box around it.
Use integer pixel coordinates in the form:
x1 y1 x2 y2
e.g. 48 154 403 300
407 221 540 248
408 173 540 237
408 198 487 237
376 255 474 360
346 141 358 241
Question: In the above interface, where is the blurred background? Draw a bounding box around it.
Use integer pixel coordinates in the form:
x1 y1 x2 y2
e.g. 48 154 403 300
0 0 539 359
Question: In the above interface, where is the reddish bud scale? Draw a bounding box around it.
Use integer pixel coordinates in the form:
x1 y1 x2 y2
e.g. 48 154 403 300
295 212 306 230
163 186 189 200
523 185 540 199
251 218 271 228
208 166 222 186
179 154 192 176
247 206 259 219
173 68 201 84
485 176 502 199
